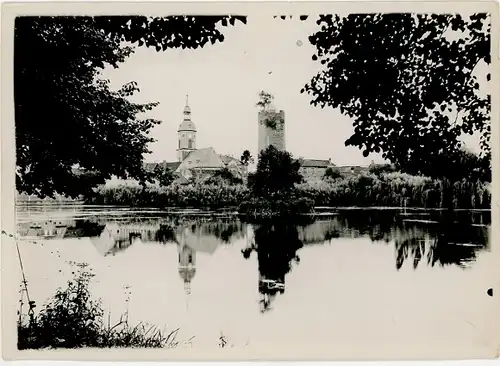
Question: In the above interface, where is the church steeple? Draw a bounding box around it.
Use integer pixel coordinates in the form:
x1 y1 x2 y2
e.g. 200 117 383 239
183 94 191 116
177 94 197 161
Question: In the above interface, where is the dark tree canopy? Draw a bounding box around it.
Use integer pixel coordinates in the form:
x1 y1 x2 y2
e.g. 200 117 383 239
248 146 303 197
15 15 246 198
368 163 397 176
240 150 253 166
303 13 491 182
206 167 243 185
152 165 175 187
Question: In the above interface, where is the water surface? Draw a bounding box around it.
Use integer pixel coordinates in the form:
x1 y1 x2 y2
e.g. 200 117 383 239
14 204 495 353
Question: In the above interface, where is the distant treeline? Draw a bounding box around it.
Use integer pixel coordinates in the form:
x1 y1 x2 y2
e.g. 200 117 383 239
87 172 491 210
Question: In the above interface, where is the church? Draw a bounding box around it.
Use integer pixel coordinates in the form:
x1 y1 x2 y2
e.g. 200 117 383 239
145 96 246 184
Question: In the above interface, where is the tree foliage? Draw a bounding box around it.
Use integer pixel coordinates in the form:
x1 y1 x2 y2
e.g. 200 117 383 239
248 145 303 197
152 165 175 187
368 163 397 176
256 90 274 110
323 167 342 180
15 15 246 198
240 150 253 166
206 167 243 185
303 13 491 182
256 90 284 130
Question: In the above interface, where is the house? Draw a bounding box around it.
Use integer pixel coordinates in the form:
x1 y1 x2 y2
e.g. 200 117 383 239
298 158 336 182
336 165 370 177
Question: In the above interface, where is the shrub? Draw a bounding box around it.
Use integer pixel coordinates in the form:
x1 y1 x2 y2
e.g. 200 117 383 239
294 172 490 209
18 263 181 349
89 183 250 208
88 172 491 210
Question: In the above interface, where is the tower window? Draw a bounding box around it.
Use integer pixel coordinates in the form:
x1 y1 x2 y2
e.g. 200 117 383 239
188 139 193 149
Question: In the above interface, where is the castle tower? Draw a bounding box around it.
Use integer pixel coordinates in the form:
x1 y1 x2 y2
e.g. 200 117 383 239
258 104 285 154
177 94 197 162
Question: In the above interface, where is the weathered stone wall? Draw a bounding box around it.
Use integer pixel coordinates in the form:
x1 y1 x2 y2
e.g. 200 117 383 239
258 110 285 153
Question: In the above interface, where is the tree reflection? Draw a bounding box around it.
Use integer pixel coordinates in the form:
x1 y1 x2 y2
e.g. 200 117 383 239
242 220 303 313
20 209 489 273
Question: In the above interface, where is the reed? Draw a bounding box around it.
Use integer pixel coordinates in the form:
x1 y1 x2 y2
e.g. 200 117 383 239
87 172 490 210
297 172 490 209
89 183 251 208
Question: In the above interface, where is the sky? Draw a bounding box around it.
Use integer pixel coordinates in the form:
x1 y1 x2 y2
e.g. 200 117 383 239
102 15 483 167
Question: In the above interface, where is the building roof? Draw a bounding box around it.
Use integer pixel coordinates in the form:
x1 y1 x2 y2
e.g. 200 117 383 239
178 120 196 132
219 154 242 166
144 161 181 172
298 159 334 168
181 147 225 169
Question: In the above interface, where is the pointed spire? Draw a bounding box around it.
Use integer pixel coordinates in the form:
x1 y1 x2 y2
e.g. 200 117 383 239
183 94 192 116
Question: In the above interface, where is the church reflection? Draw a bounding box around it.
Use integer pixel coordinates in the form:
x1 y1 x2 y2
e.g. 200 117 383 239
178 240 196 295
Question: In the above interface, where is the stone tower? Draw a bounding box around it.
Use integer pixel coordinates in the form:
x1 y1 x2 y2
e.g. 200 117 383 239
258 105 285 154
177 94 197 162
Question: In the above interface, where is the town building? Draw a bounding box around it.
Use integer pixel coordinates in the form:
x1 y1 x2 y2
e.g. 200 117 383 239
336 165 370 177
145 96 246 184
297 158 336 183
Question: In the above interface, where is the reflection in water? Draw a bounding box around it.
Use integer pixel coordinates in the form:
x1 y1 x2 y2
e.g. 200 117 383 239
16 208 490 313
243 222 303 313
254 222 302 312
178 240 196 295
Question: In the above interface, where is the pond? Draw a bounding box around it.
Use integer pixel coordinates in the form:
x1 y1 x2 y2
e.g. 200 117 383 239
14 203 496 354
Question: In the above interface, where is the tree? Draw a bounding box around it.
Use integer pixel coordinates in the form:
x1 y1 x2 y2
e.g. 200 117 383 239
323 167 342 180
206 167 243 185
256 90 283 130
256 90 274 110
368 163 396 176
15 15 246 198
302 13 491 182
248 145 303 197
152 165 175 187
240 150 254 166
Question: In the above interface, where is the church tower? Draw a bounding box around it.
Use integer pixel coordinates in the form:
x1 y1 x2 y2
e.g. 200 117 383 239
177 95 197 162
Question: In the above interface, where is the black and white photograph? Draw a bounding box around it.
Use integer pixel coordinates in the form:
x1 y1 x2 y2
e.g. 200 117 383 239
1 1 499 361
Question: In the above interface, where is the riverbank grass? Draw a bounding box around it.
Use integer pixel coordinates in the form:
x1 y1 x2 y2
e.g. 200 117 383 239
17 263 181 349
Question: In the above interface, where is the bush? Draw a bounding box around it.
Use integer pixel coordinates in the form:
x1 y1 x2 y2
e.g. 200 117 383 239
88 172 491 210
18 263 181 349
295 172 490 209
238 194 314 219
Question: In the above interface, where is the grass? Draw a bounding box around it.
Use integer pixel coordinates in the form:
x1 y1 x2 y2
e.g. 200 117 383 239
17 262 183 349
